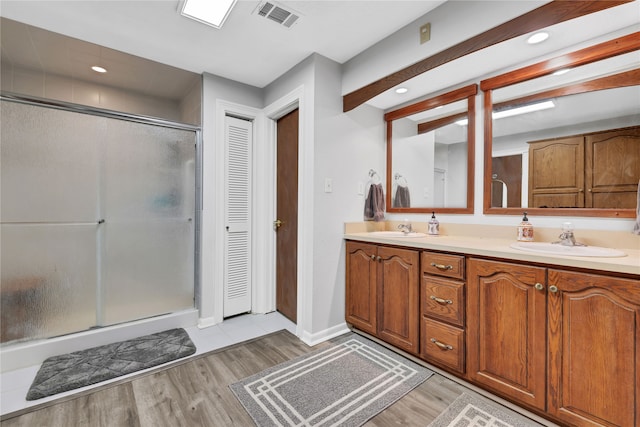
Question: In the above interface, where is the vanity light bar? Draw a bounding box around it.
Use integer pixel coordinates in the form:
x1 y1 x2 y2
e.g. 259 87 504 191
455 100 555 125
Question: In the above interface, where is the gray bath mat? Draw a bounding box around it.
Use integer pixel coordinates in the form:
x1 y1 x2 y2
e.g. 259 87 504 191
26 328 196 400
230 333 433 426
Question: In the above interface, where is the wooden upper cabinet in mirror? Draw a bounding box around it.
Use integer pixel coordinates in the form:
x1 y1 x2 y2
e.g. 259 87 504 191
384 84 477 214
481 32 640 218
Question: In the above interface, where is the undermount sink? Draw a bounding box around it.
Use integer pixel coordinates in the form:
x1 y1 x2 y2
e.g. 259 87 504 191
510 242 627 258
370 231 427 238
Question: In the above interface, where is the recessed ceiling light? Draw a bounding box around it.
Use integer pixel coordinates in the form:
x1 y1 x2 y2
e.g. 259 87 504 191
91 66 107 73
180 0 237 29
395 87 408 94
527 32 549 45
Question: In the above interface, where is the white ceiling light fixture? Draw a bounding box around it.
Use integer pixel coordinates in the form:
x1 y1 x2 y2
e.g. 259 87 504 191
91 66 107 73
527 31 549 44
395 87 409 94
180 0 237 29
456 100 555 125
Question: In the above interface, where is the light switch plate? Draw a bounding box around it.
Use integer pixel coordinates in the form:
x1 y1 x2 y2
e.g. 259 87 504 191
324 178 333 193
420 23 431 44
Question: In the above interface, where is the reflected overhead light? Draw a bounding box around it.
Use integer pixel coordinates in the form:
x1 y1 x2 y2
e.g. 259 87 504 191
180 0 237 28
456 100 555 126
395 87 408 94
91 66 107 73
494 100 555 119
553 68 571 76
527 31 549 44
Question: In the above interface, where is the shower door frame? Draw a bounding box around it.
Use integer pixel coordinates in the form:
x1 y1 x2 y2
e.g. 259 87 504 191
0 92 202 339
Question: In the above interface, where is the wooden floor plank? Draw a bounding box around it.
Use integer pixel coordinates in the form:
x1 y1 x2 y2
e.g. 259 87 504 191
0 330 543 427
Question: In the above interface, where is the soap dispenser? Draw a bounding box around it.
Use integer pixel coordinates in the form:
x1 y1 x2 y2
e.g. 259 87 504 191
428 212 440 235
517 212 534 242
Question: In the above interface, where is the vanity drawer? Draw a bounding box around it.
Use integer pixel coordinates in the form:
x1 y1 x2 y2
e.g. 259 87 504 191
421 251 465 280
421 318 465 374
421 276 464 327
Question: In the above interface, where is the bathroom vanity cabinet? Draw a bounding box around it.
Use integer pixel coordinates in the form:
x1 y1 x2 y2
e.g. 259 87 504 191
467 258 640 426
345 236 639 427
345 241 419 354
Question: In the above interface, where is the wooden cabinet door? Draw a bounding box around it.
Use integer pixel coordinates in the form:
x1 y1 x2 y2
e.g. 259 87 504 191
467 258 547 410
345 241 377 335
528 136 584 208
585 126 640 209
547 269 640 427
377 246 419 354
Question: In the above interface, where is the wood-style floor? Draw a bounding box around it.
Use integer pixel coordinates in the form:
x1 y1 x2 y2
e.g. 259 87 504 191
0 330 543 427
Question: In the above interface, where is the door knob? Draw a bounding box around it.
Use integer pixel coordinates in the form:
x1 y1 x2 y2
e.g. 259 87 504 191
273 219 283 230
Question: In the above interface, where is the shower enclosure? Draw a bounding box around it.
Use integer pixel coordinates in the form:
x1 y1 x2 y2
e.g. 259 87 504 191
1 97 199 344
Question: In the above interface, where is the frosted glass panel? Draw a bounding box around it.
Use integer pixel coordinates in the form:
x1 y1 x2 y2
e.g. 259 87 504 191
1 101 102 222
102 221 194 325
1 99 196 345
1 224 97 343
104 119 196 221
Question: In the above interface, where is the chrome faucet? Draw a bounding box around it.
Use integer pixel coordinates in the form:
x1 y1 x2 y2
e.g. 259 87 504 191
554 222 586 246
397 221 413 234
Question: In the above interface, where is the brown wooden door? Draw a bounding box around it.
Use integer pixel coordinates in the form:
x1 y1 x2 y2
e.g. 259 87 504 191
528 136 584 208
585 126 640 209
377 246 420 355
491 154 522 208
276 109 299 323
547 269 640 427
345 241 378 335
467 258 547 410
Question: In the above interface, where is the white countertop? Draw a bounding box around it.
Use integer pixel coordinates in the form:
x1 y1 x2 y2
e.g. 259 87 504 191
344 232 640 276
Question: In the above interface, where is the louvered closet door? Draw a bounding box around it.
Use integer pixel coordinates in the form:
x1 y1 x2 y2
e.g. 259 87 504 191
224 116 252 317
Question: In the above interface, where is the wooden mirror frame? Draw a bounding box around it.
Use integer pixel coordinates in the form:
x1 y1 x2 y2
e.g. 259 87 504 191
385 84 477 214
481 32 640 218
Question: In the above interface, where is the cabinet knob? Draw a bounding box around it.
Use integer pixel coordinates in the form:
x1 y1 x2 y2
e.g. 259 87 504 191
430 338 453 350
534 283 544 291
370 254 376 260
430 295 453 305
549 285 559 293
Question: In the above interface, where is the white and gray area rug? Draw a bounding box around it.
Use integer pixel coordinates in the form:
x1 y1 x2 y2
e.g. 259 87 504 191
428 393 543 427
230 333 434 427
26 328 196 400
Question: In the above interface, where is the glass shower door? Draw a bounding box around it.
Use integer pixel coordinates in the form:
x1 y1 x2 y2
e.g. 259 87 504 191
101 119 195 325
1 99 197 344
1 102 101 342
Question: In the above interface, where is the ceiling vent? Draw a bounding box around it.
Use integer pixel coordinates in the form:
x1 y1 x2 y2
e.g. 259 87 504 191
253 1 301 28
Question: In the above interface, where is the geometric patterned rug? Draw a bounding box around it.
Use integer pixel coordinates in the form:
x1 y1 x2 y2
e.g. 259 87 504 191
427 393 543 427
230 333 433 427
26 328 196 400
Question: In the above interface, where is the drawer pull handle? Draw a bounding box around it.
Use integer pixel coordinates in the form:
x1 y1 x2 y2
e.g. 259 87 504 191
431 338 453 350
431 262 453 271
430 295 453 305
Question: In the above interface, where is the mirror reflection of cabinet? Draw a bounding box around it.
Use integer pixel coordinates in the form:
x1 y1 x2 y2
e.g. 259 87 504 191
481 32 640 217
529 126 640 209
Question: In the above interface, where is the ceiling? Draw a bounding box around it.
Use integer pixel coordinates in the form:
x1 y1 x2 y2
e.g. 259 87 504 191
0 0 638 109
0 0 445 92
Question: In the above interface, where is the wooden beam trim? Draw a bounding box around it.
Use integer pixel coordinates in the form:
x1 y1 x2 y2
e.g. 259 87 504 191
343 0 632 112
384 84 477 122
481 32 640 91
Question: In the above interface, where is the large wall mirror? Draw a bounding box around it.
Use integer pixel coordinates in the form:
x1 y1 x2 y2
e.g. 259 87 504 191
385 84 476 214
481 33 640 218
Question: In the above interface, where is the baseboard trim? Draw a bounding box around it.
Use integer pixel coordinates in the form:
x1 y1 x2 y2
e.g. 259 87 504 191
300 322 351 347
